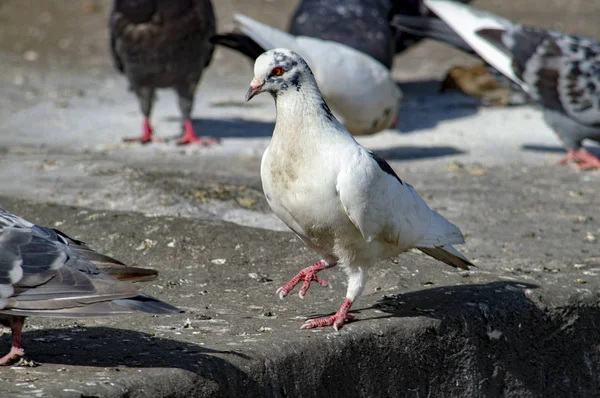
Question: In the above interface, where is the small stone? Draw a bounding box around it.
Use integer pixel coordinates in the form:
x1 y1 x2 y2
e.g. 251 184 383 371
23 50 39 62
585 232 596 242
211 258 227 265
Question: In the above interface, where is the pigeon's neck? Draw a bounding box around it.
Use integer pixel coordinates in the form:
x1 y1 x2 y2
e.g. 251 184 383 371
272 86 345 143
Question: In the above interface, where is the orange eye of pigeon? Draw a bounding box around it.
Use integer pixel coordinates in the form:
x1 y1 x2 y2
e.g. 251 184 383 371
271 67 284 77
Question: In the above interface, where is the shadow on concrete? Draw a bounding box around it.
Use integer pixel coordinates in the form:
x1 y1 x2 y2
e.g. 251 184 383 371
374 145 464 161
523 144 600 157
522 144 565 154
165 117 275 138
346 281 600 397
7 326 248 371
396 80 480 134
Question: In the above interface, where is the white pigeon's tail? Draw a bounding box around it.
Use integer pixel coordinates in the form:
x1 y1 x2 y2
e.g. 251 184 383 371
418 245 472 270
414 209 473 270
424 0 523 87
233 14 299 54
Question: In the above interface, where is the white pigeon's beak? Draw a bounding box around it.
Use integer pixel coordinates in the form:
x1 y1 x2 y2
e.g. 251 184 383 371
245 78 264 102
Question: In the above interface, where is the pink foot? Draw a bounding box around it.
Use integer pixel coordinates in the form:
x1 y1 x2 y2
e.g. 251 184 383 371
560 149 600 170
0 346 25 365
178 120 219 146
0 317 25 365
276 260 332 299
301 298 355 331
123 118 159 144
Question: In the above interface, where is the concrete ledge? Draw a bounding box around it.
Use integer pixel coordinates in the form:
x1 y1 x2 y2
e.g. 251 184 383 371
1 163 599 398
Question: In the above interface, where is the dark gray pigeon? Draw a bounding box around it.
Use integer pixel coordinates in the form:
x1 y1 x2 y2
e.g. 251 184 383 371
110 0 218 145
424 0 600 170
0 208 181 365
287 0 472 69
288 0 396 68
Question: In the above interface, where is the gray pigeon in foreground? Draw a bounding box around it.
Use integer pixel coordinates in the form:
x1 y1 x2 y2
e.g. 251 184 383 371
110 0 218 145
424 0 600 170
246 49 473 330
0 209 181 365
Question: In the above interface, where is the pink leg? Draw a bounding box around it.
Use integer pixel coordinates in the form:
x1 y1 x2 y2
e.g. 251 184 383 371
301 298 355 331
276 260 333 299
560 148 600 170
123 118 156 144
0 317 25 365
178 120 219 146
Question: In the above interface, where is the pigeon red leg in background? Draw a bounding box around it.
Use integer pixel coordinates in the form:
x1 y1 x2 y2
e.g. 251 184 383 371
560 149 600 170
176 86 218 146
123 87 161 143
0 317 25 365
301 298 355 331
276 260 335 299
178 120 219 146
123 118 154 144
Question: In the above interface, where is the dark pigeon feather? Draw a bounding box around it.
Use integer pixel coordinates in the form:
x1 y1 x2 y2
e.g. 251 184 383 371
110 0 215 87
284 0 473 69
288 0 396 68
209 33 265 60
390 14 475 54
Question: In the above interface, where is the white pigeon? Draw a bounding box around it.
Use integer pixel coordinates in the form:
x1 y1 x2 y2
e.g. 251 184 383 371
212 14 402 136
246 48 473 331
424 0 600 170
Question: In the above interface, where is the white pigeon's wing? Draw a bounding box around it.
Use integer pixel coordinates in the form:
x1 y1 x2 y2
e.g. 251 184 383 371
336 148 463 249
294 36 402 133
233 14 401 134
233 14 302 58
424 0 524 88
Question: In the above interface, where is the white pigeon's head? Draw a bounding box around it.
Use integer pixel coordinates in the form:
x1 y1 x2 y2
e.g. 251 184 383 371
245 48 314 102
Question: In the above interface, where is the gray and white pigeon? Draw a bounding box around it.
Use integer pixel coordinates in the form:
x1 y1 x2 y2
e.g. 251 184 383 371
110 0 218 145
211 15 402 136
246 49 473 330
0 208 181 365
423 0 600 170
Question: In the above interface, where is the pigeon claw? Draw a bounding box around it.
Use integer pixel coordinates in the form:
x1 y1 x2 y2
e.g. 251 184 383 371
276 260 330 299
560 148 600 170
0 346 25 366
301 299 355 330
178 120 219 146
123 118 156 144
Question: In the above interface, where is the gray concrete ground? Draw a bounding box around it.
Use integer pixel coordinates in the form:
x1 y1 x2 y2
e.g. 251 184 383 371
0 0 599 397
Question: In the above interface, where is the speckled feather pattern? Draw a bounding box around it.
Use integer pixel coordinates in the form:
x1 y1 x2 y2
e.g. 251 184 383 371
479 25 600 128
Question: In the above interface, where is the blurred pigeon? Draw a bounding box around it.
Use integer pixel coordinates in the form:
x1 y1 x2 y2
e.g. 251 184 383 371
288 0 473 68
110 0 218 145
423 0 600 169
211 15 402 136
246 49 473 330
0 209 181 365
390 13 530 105
288 0 396 68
